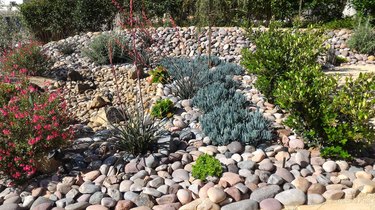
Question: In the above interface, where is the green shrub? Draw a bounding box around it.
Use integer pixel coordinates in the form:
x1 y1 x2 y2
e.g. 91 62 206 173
148 66 170 84
334 55 349 65
0 16 27 53
0 77 73 184
151 98 174 119
352 0 375 19
321 18 355 29
200 103 274 146
241 24 325 102
192 154 222 181
303 0 347 23
57 42 75 55
83 33 132 65
0 42 51 76
19 0 117 43
275 65 375 159
348 18 375 55
0 83 16 106
193 82 246 112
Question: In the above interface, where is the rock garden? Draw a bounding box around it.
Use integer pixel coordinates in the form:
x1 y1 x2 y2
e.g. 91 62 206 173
1 0 375 210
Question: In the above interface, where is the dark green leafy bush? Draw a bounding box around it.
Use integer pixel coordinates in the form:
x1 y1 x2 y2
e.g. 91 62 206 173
352 0 375 19
241 24 325 102
193 82 246 112
83 33 132 65
19 0 117 42
200 103 274 146
0 83 16 106
348 18 375 55
151 98 174 119
57 43 75 55
275 66 375 159
148 66 170 84
303 0 347 23
0 42 51 76
192 154 222 181
320 18 355 30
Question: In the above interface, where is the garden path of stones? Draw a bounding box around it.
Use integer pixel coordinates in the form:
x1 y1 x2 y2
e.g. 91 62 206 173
1 27 375 210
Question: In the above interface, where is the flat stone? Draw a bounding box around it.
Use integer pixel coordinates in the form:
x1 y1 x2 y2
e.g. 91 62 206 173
259 159 275 171
250 185 282 202
207 187 226 203
199 182 215 198
171 169 189 182
31 202 54 210
343 188 359 199
134 194 154 208
79 182 100 194
252 149 266 162
322 190 344 200
156 194 177 205
259 198 282 210
292 177 311 192
89 192 104 205
323 161 337 173
177 189 192 205
275 167 294 183
221 199 259 210
237 160 256 170
31 197 54 209
180 198 220 210
86 205 109 210
65 202 90 210
275 189 306 206
114 200 134 210
220 172 242 186
307 194 325 205
289 139 304 149
307 183 326 194
101 197 116 208
0 203 22 210
227 141 244 153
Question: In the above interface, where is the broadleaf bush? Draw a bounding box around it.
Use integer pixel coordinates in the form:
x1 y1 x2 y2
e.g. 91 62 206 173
241 24 325 102
192 154 222 181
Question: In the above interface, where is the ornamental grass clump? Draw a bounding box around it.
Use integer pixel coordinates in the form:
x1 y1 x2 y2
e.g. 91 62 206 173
0 71 73 184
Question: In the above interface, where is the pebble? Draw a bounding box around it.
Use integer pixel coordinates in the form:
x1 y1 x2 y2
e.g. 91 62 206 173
259 198 282 210
275 189 306 206
207 187 226 203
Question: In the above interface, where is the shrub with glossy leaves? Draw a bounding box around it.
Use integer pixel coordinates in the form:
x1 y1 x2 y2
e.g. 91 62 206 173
275 65 375 159
192 154 222 181
241 24 325 102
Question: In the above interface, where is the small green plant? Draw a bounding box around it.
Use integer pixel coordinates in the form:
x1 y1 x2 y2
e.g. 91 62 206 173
148 66 170 84
0 42 51 76
321 18 355 29
0 83 16 106
192 154 223 181
57 43 75 55
348 18 375 55
334 55 349 65
151 98 174 119
83 32 132 65
241 23 325 102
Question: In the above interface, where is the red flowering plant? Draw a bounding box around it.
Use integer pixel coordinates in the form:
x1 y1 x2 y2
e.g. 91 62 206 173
0 41 51 76
0 67 73 185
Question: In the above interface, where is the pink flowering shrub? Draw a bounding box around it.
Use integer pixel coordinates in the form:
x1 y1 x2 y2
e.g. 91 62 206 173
0 75 73 184
0 41 51 76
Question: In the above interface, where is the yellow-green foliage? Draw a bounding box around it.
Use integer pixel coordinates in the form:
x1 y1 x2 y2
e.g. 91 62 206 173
151 98 174 119
192 154 222 181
